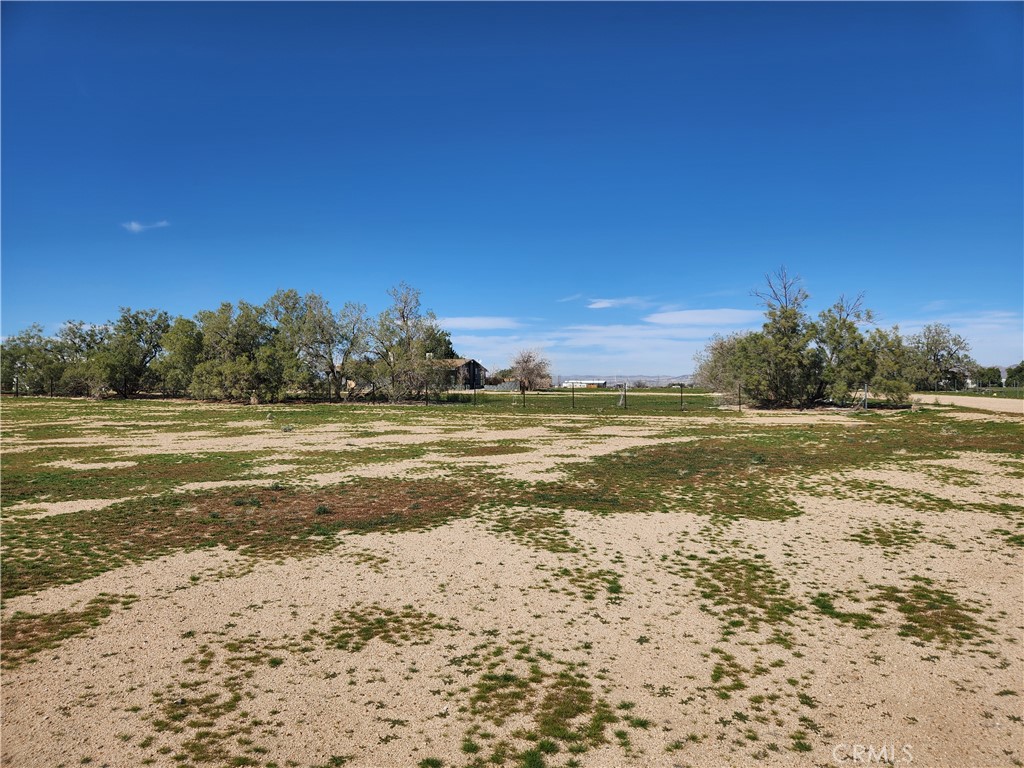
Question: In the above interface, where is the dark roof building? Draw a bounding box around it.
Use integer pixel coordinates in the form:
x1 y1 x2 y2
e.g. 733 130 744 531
443 358 487 389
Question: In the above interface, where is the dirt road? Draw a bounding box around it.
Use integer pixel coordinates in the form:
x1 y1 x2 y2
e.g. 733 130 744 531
912 392 1024 414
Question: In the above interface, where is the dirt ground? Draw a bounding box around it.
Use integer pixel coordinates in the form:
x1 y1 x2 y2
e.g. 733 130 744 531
911 393 1024 415
1 402 1021 768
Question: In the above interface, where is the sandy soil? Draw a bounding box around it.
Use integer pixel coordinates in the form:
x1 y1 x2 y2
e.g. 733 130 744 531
912 393 1024 414
1 406 1021 768
2 497 136 520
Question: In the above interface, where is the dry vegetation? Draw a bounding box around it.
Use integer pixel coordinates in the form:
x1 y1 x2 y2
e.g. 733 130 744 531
1 394 1021 768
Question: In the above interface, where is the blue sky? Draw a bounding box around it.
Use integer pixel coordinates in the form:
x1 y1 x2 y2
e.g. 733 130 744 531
2 2 1021 374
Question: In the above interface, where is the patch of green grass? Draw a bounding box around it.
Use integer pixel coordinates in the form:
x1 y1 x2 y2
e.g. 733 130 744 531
1 478 482 599
849 520 925 553
509 410 1024 523
872 576 987 647
517 749 546 768
440 441 534 457
317 603 460 653
991 528 1024 548
678 555 802 633
313 757 354 768
1 593 138 669
708 648 749 699
486 507 580 554
464 389 720 416
789 731 813 752
456 637 618 757
811 592 876 629
1 449 266 505
144 631 308 765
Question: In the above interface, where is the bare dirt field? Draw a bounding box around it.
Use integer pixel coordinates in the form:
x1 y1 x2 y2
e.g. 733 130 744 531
1 396 1021 768
911 393 1024 415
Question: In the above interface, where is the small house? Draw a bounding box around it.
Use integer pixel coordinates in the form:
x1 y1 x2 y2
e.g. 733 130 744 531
443 358 487 389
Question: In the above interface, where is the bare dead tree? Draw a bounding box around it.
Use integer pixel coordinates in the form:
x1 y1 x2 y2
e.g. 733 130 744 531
509 349 551 400
751 266 808 311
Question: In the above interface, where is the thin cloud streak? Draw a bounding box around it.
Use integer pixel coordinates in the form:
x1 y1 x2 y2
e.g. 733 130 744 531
451 307 1021 375
644 308 763 326
453 330 701 376
586 296 650 310
895 310 1023 365
121 220 169 234
438 316 523 331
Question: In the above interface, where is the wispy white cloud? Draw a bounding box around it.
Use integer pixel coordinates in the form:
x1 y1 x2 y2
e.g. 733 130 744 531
895 310 1023 365
586 296 651 310
439 316 523 331
644 308 763 327
121 220 169 234
447 304 772 375
699 288 745 299
452 321 718 376
556 293 583 303
448 301 1021 377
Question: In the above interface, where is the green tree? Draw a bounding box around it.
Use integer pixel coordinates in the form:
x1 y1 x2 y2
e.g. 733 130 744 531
1 325 73 396
868 326 913 404
973 366 1003 388
369 283 451 401
57 320 110 397
192 301 285 401
693 332 748 401
424 326 458 360
0 332 30 395
814 294 875 405
267 290 368 401
909 323 976 391
153 317 203 396
264 289 310 395
741 268 822 408
1005 361 1024 388
693 271 920 408
92 308 171 398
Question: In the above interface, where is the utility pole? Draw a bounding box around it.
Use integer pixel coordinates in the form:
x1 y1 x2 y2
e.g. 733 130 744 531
425 352 433 406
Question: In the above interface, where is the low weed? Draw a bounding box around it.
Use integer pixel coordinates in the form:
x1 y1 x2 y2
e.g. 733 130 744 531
1 593 138 669
316 603 460 652
872 576 987 647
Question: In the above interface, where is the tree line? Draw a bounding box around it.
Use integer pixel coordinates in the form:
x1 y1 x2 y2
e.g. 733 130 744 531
694 268 1020 408
0 283 466 402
